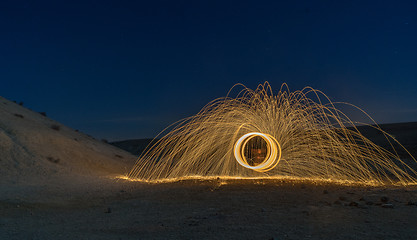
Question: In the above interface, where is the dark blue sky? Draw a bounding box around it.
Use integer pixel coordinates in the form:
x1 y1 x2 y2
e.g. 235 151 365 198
2 0 417 140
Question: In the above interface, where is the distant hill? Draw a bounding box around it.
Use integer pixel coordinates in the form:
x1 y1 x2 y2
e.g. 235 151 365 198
110 138 157 156
354 122 417 160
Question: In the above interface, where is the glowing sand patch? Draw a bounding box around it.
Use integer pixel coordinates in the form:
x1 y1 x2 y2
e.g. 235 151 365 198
115 175 391 187
234 132 281 172
127 82 417 185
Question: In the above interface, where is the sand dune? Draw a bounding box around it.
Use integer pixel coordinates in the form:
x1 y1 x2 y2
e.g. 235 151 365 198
0 96 136 197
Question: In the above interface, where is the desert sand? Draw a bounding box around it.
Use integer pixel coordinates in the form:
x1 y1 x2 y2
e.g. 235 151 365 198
1 96 417 240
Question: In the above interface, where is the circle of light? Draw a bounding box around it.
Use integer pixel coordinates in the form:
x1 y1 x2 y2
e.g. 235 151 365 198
233 132 281 172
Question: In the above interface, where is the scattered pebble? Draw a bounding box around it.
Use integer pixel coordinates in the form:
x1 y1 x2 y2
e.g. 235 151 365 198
339 196 347 201
349 201 359 207
46 157 60 164
381 204 394 209
188 220 199 226
105 207 112 213
323 190 328 194
380 196 389 203
301 210 310 216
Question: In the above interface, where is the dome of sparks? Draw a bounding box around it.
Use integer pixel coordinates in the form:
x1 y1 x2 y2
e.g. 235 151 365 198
128 82 417 185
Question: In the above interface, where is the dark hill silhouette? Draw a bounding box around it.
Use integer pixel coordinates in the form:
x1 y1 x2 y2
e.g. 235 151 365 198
110 138 157 156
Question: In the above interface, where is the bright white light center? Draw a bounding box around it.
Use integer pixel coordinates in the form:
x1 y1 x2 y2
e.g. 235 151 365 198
234 132 281 172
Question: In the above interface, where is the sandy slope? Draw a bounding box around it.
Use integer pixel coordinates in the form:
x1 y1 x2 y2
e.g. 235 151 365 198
0 96 136 197
1 96 417 239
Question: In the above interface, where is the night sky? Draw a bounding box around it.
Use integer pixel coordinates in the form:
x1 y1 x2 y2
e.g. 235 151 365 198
2 0 417 141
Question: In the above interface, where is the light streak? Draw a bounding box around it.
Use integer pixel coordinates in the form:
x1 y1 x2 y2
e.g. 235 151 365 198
233 132 281 172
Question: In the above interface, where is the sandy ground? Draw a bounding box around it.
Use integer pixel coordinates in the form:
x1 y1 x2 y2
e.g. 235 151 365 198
1 177 417 240
2 96 417 239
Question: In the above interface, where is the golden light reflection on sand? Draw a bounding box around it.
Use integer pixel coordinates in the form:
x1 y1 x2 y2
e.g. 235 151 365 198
115 175 386 186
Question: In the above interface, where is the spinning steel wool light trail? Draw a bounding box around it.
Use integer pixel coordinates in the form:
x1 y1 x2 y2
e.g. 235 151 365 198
233 132 281 172
128 82 417 185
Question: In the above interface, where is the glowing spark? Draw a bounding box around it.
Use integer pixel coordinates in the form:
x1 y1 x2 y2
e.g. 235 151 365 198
127 82 417 185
